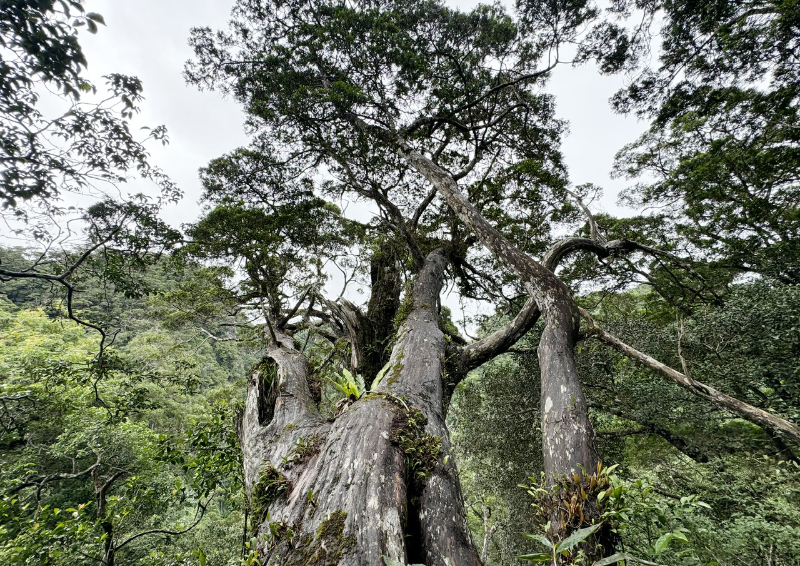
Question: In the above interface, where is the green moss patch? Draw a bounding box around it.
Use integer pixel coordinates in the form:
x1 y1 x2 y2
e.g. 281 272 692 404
392 281 415 333
281 510 357 566
391 409 442 485
251 466 291 530
282 434 322 467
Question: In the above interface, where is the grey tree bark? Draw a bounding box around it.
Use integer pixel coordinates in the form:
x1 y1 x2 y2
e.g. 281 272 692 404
400 144 599 485
238 250 480 566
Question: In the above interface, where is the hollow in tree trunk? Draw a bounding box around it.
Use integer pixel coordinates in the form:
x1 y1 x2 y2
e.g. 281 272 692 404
238 250 481 566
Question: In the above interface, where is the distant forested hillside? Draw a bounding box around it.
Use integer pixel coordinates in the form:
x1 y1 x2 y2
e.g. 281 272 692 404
0 247 256 565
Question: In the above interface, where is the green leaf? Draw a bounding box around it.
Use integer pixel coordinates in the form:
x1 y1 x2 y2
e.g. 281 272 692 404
524 532 555 549
335 368 363 397
557 522 603 552
325 376 357 397
593 552 629 565
672 530 689 543
654 532 673 554
371 360 392 391
341 368 356 387
601 464 619 476
86 12 106 25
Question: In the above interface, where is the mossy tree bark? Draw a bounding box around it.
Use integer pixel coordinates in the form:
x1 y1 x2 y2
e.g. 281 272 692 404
238 250 480 566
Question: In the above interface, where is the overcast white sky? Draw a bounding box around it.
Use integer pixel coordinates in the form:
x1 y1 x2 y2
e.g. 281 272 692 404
78 0 646 228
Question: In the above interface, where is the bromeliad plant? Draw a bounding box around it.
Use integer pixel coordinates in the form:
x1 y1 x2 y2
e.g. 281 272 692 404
327 360 394 409
519 462 627 564
326 368 364 399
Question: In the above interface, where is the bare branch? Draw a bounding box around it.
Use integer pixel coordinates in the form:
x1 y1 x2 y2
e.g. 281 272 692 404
565 187 604 244
455 235 628 374
677 317 692 379
278 285 314 330
411 187 438 229
581 308 800 447
115 501 208 552
9 455 102 495
458 296 541 371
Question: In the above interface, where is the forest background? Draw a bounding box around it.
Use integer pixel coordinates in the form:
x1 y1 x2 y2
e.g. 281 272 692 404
1 0 798 565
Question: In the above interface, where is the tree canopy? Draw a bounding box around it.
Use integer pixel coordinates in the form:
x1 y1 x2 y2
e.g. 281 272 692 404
0 0 178 214
612 0 800 283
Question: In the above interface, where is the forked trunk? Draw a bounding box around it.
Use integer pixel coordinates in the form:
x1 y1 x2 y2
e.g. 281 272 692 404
238 250 480 566
400 146 612 558
400 147 598 479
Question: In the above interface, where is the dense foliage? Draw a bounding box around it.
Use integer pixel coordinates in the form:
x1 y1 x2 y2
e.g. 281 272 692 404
612 0 800 283
0 254 256 565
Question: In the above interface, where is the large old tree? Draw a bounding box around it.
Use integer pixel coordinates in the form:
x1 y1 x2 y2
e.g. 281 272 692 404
185 0 800 564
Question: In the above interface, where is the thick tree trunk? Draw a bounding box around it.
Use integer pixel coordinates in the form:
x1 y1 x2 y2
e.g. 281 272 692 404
397 145 616 559
400 146 598 482
238 250 480 566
